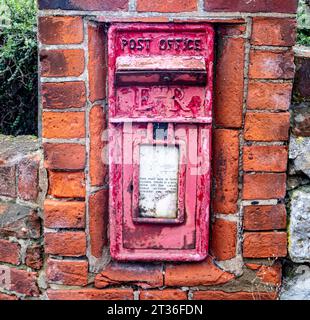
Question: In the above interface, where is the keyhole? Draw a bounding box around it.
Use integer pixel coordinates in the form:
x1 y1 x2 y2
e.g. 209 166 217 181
153 123 168 140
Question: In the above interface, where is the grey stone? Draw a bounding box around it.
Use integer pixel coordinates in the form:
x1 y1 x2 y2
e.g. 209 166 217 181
289 135 310 178
280 265 310 300
289 186 310 263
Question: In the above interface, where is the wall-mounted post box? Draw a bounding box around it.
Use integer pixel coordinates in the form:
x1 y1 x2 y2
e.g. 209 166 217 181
108 24 214 262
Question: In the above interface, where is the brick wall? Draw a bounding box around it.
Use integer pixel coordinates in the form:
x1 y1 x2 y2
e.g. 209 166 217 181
0 0 299 300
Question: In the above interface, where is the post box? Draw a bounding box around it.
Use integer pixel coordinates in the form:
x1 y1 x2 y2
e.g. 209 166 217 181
108 24 214 261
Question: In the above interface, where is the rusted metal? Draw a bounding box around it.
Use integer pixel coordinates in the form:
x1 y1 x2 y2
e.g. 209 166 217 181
108 23 214 262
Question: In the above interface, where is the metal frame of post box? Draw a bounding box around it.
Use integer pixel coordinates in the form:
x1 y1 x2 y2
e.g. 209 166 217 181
108 23 214 262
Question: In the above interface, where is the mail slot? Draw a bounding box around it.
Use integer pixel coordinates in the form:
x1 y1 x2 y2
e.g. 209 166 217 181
108 24 214 262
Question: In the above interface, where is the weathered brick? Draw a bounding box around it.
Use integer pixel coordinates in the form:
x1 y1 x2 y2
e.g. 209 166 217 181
47 259 88 286
44 199 85 229
244 205 287 231
47 288 134 300
217 24 246 37
48 171 86 198
90 105 107 186
10 268 39 296
40 49 85 77
88 25 106 103
42 112 85 139
247 82 293 111
95 262 163 289
0 240 20 265
38 16 84 45
42 82 86 110
140 290 187 300
213 129 239 214
45 232 87 257
204 0 298 14
17 155 39 201
193 290 277 300
251 18 296 46
244 112 290 141
243 173 286 200
38 0 129 11
0 293 18 300
43 143 86 170
89 189 108 258
249 50 295 79
211 219 237 261
25 245 44 270
256 264 282 286
0 165 16 198
165 257 235 286
214 38 245 128
137 0 197 12
243 232 287 258
243 145 288 172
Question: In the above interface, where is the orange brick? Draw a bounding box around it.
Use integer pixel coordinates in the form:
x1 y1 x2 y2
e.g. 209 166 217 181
214 38 245 128
243 145 288 172
213 129 239 214
244 205 287 231
256 264 282 286
40 49 85 77
244 112 290 141
140 290 187 300
243 173 286 200
243 232 287 258
44 199 86 229
137 0 197 12
48 171 86 198
39 16 84 45
45 232 87 257
0 293 18 300
193 290 277 300
251 18 296 46
42 112 85 139
211 219 237 261
247 82 293 111
249 50 295 79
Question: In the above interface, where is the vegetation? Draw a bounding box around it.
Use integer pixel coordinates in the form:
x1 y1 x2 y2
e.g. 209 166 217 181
297 0 310 46
0 0 37 136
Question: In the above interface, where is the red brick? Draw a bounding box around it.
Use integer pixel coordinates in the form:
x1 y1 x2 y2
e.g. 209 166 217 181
45 232 87 257
0 240 20 265
243 145 288 172
249 50 295 79
193 290 277 300
137 0 197 12
39 16 84 45
38 0 129 11
89 189 108 258
48 171 86 198
211 219 237 261
244 205 287 231
47 288 134 300
0 293 18 300
95 262 163 289
214 38 245 128
140 290 187 300
17 156 39 201
251 18 296 46
42 82 86 110
44 199 85 229
43 143 86 170
40 49 85 77
204 0 298 14
165 257 235 286
47 259 88 286
217 24 246 37
243 232 287 258
0 165 16 198
256 264 282 286
213 129 239 214
248 82 293 111
10 268 39 296
25 245 43 270
42 112 85 139
88 25 106 103
90 105 107 186
244 113 290 141
243 173 286 200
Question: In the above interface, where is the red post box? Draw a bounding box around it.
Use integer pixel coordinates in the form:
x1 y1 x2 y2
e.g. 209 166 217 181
108 24 214 261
